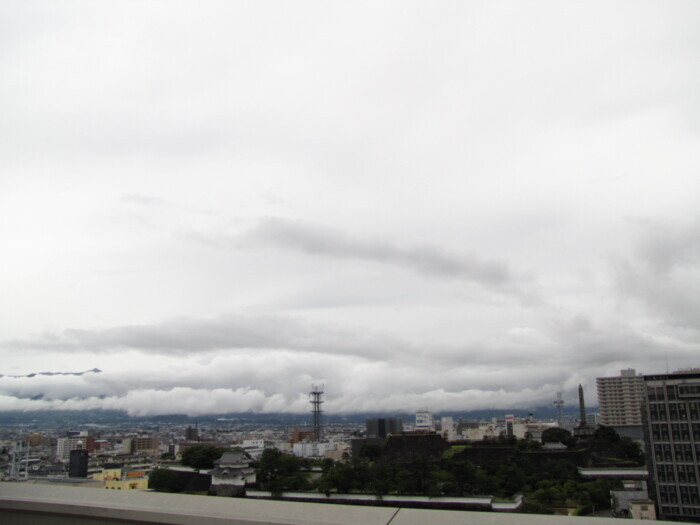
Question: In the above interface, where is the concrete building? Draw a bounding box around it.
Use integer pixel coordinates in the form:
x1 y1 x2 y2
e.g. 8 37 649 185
366 418 403 439
56 436 95 460
241 439 266 459
290 426 315 444
440 417 458 442
415 411 435 431
185 426 199 441
597 369 645 439
92 463 149 491
292 441 335 458
120 436 160 455
629 499 657 520
68 449 88 478
642 370 700 521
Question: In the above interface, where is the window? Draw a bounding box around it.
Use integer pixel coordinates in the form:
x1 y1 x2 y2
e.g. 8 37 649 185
667 386 677 400
669 404 679 421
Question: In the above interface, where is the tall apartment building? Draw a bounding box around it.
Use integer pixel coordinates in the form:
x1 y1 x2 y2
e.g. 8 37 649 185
120 436 160 455
68 449 88 478
642 371 700 521
366 418 403 439
56 436 95 460
597 369 645 438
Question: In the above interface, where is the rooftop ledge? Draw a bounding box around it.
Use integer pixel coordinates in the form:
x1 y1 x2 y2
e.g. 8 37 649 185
0 482 671 525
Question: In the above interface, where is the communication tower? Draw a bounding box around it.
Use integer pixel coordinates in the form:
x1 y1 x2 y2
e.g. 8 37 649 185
310 385 324 441
553 391 564 426
8 441 29 480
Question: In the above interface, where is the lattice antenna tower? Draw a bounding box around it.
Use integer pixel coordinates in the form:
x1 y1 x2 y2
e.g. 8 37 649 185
553 391 564 426
310 384 324 442
9 441 28 480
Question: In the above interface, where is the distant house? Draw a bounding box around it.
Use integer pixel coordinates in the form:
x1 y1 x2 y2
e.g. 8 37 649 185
209 452 256 496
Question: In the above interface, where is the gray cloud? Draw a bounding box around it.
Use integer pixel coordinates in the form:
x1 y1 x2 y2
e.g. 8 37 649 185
253 219 512 285
614 219 700 333
628 219 700 275
4 313 410 361
182 218 519 292
2 1 699 416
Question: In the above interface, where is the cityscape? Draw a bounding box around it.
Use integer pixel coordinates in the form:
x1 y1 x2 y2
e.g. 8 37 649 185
2 368 700 522
2 1 699 524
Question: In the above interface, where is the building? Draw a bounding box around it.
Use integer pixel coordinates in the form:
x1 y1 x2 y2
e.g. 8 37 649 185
642 370 700 521
415 412 435 431
92 463 149 491
185 426 199 442
68 449 88 478
241 439 266 459
121 436 160 455
440 417 458 442
292 441 335 458
629 499 657 520
290 426 316 444
366 418 403 439
209 452 256 496
56 436 96 460
504 415 515 438
597 369 645 439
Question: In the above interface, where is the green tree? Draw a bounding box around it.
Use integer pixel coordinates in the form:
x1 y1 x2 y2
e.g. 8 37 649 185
613 437 644 464
541 427 576 447
148 468 185 493
593 425 620 442
318 461 357 493
444 456 478 495
256 448 309 493
358 443 382 461
181 445 227 469
368 457 395 495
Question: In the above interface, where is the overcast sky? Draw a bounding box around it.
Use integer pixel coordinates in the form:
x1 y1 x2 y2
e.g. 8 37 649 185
2 1 699 417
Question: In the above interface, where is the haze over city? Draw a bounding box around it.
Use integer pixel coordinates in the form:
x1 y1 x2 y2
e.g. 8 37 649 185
2 1 699 417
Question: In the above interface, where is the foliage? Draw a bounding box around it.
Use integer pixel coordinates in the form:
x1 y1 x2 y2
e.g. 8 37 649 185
263 436 630 515
613 437 644 464
593 426 620 443
443 445 468 458
541 427 576 447
148 468 185 493
181 445 227 470
358 443 382 461
256 448 309 493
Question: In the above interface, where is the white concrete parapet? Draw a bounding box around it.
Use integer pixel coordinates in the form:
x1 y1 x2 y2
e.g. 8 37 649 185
0 482 676 525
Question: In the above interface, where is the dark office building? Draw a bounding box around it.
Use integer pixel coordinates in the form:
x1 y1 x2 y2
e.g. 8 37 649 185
185 426 199 441
69 449 88 478
643 371 700 521
366 417 403 439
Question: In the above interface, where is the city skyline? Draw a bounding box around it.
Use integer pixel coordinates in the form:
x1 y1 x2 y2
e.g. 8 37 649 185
2 1 700 416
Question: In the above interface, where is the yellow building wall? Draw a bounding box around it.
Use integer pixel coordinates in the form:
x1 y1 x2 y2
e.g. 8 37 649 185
94 467 148 490
92 468 122 482
104 478 148 490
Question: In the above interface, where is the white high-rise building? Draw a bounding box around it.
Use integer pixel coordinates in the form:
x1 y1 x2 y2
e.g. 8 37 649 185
597 369 645 427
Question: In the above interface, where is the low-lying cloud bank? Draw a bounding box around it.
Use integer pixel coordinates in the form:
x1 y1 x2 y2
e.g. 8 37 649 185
0 384 565 417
